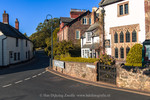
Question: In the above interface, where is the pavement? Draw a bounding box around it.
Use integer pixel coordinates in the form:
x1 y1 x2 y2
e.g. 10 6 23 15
0 51 149 100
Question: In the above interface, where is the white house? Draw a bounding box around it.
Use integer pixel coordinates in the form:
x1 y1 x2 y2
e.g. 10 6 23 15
81 21 101 58
0 11 34 67
99 0 150 61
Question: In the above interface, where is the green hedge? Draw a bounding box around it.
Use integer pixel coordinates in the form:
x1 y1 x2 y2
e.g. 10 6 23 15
126 44 142 67
60 57 99 63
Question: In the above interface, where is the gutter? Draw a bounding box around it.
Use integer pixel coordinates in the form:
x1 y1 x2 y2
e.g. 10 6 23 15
2 36 7 66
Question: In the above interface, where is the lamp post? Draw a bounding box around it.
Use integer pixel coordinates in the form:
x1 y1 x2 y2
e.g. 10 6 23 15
46 14 53 69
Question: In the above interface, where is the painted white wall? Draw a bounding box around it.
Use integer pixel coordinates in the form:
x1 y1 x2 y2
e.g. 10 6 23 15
104 0 145 55
93 36 99 43
0 32 6 66
0 36 33 66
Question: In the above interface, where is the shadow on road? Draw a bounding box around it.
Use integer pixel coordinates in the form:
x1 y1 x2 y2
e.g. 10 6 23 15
0 51 50 75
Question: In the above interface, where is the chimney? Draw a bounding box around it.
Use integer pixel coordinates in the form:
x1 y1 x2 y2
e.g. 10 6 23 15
15 18 19 30
70 9 86 19
3 11 9 24
91 9 96 25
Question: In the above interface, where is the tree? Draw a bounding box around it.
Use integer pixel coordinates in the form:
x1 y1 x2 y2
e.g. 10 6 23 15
24 33 28 38
29 18 60 48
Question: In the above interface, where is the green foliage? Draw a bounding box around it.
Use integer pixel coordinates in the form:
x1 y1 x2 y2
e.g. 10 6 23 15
29 18 59 48
126 44 142 67
23 33 28 38
60 57 99 63
99 53 116 65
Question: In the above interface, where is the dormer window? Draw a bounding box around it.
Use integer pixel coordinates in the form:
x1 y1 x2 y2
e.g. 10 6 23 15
83 18 87 25
86 32 92 42
118 2 129 17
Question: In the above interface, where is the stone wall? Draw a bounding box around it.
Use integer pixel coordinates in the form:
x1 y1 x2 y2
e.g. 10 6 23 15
117 66 150 92
53 61 97 82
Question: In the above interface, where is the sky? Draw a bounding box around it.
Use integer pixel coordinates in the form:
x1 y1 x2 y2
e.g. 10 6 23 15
0 0 100 36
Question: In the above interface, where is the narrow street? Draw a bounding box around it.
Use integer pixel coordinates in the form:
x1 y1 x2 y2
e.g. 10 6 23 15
0 51 149 100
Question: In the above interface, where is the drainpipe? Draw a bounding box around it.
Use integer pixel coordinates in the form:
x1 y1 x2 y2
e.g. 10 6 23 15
2 36 7 66
101 7 105 54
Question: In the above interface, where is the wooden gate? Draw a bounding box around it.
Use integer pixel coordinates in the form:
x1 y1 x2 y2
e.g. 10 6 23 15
97 63 117 85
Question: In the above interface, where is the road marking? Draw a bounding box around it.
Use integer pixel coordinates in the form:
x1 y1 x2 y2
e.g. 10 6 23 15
24 77 31 81
15 80 23 84
2 84 12 88
42 71 46 74
32 75 37 78
38 73 42 76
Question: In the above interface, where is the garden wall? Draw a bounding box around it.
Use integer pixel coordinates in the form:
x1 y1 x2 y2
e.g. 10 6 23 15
117 66 150 92
53 60 97 81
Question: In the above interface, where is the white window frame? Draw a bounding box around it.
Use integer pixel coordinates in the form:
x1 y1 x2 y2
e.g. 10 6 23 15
76 30 80 39
85 50 89 58
83 17 87 25
86 32 92 43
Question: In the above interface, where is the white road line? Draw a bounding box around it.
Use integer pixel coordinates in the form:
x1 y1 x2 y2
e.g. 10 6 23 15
42 71 46 74
32 75 37 78
24 77 31 81
38 73 42 76
2 84 12 88
15 80 23 84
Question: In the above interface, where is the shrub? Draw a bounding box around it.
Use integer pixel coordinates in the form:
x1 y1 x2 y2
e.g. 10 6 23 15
99 53 116 65
126 44 142 67
60 57 99 63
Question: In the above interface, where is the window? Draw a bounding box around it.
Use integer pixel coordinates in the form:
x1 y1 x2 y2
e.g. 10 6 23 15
82 50 84 57
83 18 87 25
120 31 124 43
119 5 123 15
120 47 124 58
14 53 17 61
118 2 129 16
76 30 80 39
125 4 129 14
16 38 18 47
26 40 28 47
115 48 118 58
9 51 13 58
85 50 89 58
18 52 20 60
89 18 91 25
132 30 137 42
87 32 92 42
114 32 118 43
126 47 130 56
126 31 130 42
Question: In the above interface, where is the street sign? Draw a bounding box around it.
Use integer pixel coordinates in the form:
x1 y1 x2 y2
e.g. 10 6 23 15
54 60 65 68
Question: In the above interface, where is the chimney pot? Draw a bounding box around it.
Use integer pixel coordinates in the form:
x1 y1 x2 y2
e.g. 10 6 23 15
15 18 19 30
3 10 9 24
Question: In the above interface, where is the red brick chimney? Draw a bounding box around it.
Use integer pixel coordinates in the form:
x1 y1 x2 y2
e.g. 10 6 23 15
15 18 19 30
70 9 86 19
91 8 97 25
3 11 9 24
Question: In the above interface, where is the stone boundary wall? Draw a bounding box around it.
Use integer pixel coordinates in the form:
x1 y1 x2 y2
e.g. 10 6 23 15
117 66 150 92
53 60 97 82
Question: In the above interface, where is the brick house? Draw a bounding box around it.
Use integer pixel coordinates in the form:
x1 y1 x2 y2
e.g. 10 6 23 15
57 9 92 43
99 0 150 61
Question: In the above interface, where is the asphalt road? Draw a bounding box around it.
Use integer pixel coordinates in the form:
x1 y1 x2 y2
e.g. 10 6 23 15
0 51 149 100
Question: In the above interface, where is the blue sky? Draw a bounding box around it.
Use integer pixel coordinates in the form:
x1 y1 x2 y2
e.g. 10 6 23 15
0 0 100 36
